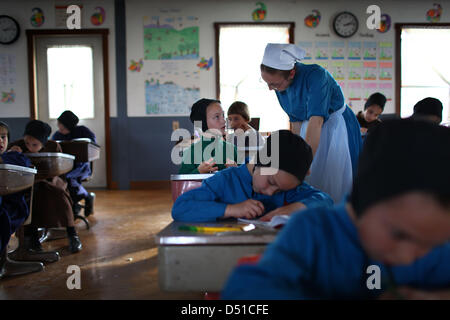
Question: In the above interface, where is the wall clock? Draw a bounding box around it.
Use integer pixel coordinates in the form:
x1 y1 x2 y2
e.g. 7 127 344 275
0 15 20 45
333 11 358 38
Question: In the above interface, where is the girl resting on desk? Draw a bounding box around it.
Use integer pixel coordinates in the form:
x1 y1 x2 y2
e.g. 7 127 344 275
0 121 32 254
9 120 83 254
179 99 238 174
52 110 96 216
222 119 450 300
172 130 333 222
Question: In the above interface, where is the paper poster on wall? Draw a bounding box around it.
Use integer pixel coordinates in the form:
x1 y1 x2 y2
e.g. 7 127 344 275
379 62 393 80
379 42 393 60
298 41 313 60
315 42 329 60
0 54 16 87
1 89 15 103
331 61 345 80
363 82 378 101
331 41 345 60
348 42 361 60
143 15 199 60
348 82 362 101
426 4 442 22
379 83 393 101
30 8 45 27
145 62 200 116
363 61 377 80
363 42 377 60
348 61 362 80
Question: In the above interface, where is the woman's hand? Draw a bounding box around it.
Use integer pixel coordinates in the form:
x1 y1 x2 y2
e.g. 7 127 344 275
224 199 265 219
8 145 22 153
259 202 306 221
197 158 218 174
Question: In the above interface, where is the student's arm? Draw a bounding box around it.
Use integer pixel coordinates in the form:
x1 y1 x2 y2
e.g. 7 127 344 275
286 183 334 209
171 178 227 222
221 211 319 299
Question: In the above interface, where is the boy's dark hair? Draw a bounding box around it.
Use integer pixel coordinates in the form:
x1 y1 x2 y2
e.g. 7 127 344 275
364 92 387 111
256 130 312 182
24 120 52 145
227 101 250 122
0 121 10 141
190 98 221 132
58 110 79 131
351 119 450 216
260 64 293 80
413 97 443 122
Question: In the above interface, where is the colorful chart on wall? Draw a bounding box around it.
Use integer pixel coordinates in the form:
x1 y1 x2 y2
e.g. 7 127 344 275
144 62 200 116
298 41 313 60
348 42 361 60
143 15 199 60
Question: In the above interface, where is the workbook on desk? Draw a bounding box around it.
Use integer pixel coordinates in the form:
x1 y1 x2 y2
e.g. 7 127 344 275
238 215 290 229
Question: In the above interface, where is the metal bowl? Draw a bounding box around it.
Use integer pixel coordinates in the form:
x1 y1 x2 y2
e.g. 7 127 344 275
56 139 100 162
0 164 37 195
25 153 75 179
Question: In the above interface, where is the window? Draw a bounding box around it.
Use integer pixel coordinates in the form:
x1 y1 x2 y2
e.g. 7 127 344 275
400 28 450 123
47 45 95 119
216 23 294 132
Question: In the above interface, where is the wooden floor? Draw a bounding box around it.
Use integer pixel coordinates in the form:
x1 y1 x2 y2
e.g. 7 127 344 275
0 190 204 300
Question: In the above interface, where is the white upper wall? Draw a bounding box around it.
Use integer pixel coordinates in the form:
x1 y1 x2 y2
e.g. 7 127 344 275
0 0 117 118
126 0 449 115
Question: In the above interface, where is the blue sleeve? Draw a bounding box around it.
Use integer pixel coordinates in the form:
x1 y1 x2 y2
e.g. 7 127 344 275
285 183 334 209
305 68 331 121
82 127 97 143
171 176 228 222
52 131 63 141
1 151 32 167
393 242 450 289
222 210 321 299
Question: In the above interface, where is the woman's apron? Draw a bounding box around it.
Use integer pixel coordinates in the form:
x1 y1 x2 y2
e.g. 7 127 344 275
299 105 352 203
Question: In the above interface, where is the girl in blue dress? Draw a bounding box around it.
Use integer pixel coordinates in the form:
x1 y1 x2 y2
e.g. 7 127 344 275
260 44 362 202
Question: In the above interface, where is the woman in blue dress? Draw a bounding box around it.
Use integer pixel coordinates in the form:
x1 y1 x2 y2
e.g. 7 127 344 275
260 43 362 202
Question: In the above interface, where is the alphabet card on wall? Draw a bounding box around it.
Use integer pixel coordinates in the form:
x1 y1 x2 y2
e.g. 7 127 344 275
55 4 83 28
297 41 313 60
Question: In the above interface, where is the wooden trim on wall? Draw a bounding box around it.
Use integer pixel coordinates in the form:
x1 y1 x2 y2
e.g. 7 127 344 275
129 181 171 190
26 29 112 189
394 23 450 116
214 22 295 100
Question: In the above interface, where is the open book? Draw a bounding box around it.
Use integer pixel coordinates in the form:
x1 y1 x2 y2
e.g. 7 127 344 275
238 215 290 229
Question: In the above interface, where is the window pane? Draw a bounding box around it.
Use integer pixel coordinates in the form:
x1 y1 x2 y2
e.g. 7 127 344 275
47 46 94 119
219 25 290 132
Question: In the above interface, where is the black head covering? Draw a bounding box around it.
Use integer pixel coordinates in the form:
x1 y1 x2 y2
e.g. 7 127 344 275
364 92 387 111
58 110 79 131
351 119 450 216
256 130 312 182
0 121 10 141
190 98 221 132
24 120 52 145
413 97 443 122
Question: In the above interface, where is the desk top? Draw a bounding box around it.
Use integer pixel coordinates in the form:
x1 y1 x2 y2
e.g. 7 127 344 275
170 173 214 181
156 221 278 246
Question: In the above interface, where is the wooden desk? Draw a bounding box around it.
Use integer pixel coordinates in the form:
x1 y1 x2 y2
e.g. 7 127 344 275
0 164 37 196
156 221 277 292
25 153 74 180
56 138 100 162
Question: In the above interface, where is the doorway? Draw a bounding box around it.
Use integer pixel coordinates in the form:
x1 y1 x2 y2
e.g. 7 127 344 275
396 24 450 123
27 29 111 188
215 23 295 132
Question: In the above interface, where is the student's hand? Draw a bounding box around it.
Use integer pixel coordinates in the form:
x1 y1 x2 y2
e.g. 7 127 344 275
8 145 22 153
259 202 307 221
360 127 368 134
379 287 450 300
224 199 265 219
225 159 237 168
198 158 218 174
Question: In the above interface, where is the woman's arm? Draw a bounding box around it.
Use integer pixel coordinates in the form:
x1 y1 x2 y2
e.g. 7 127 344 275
304 116 324 157
290 121 302 135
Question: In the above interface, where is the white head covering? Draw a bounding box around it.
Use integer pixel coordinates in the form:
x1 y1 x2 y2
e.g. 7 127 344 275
262 43 306 70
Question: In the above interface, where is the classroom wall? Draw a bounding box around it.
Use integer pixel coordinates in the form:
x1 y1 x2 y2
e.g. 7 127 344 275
1 0 448 188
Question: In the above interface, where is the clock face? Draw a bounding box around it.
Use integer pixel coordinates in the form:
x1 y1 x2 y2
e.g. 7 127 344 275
333 12 358 38
0 15 20 45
